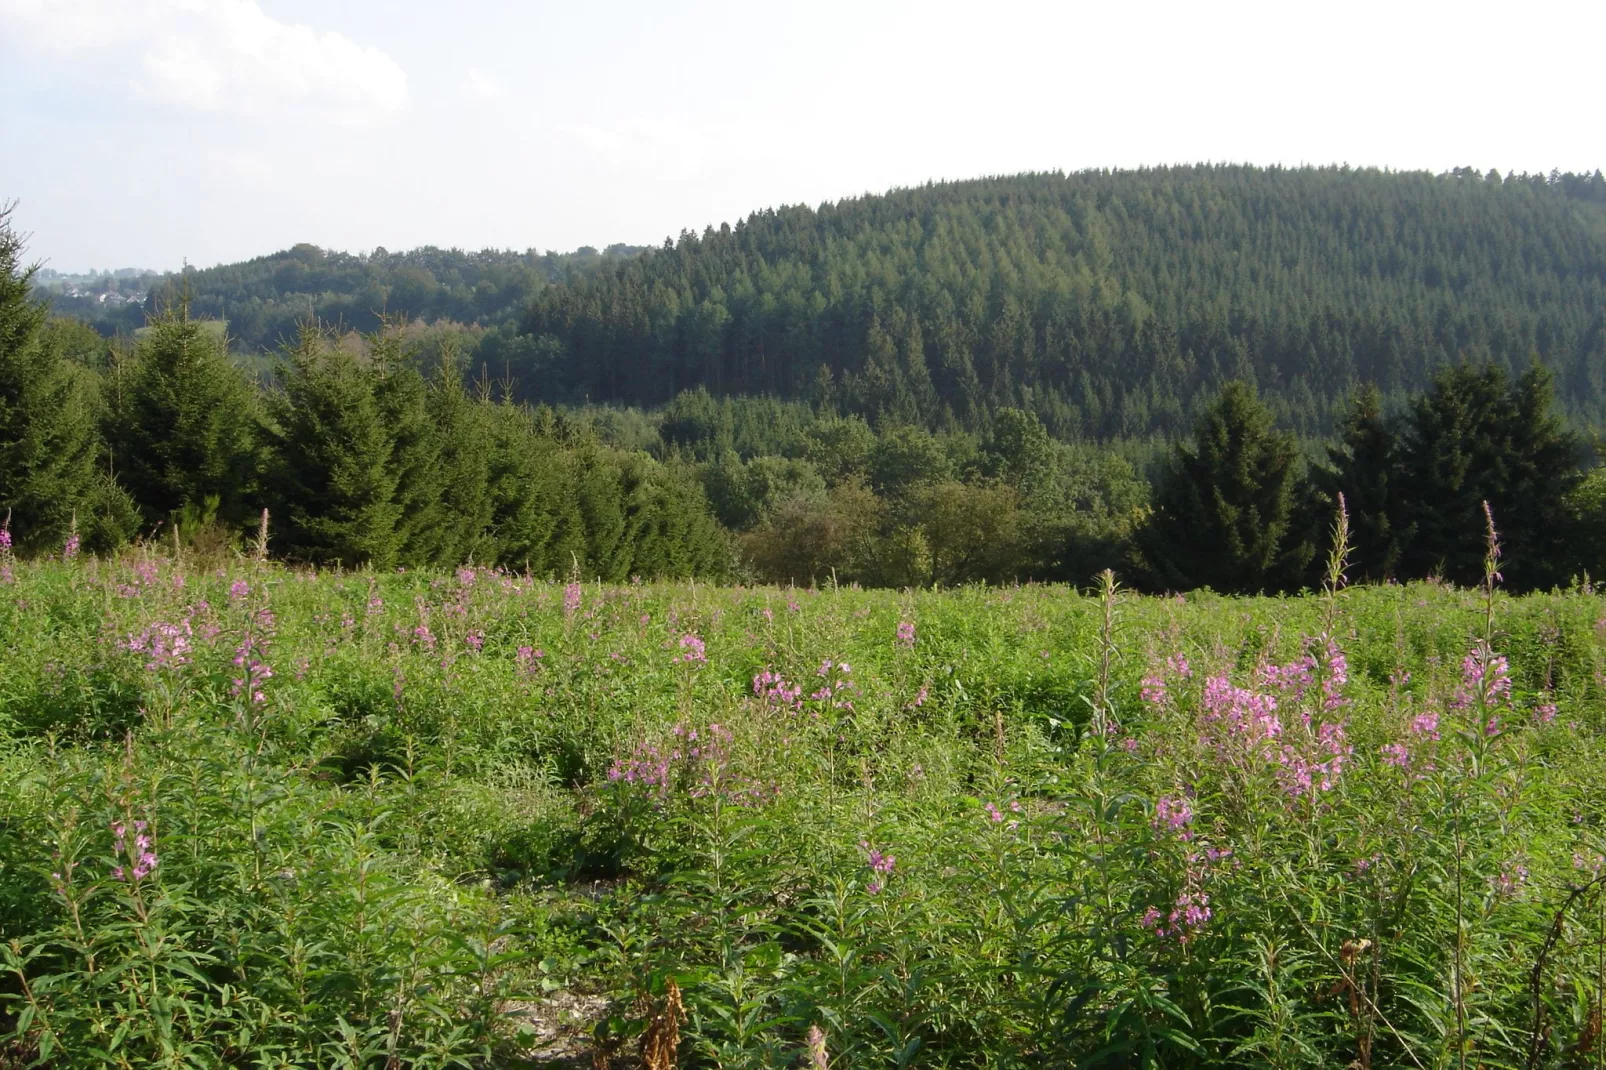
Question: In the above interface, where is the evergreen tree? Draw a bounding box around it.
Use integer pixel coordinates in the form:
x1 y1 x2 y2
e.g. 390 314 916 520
0 207 119 552
574 450 633 580
267 325 401 567
482 402 575 572
369 324 443 565
1308 384 1408 582
428 350 495 565
1398 364 1580 588
1138 381 1303 593
105 303 260 529
628 462 729 579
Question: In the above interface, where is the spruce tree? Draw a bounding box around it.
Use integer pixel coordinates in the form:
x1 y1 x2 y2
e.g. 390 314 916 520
428 349 495 565
482 401 570 571
1138 380 1303 593
0 208 113 552
1398 363 1579 588
574 450 638 581
105 301 260 529
267 325 401 566
1308 384 1408 582
627 462 728 580
369 324 443 565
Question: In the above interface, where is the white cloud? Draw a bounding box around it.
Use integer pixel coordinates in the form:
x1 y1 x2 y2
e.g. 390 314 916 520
564 119 718 183
460 67 499 102
0 0 407 126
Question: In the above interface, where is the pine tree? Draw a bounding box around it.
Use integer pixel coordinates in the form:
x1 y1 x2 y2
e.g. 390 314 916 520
0 207 116 552
1138 380 1303 593
105 300 260 530
267 325 401 566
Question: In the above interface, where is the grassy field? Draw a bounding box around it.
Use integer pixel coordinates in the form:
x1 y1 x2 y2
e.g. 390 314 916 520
4 547 1606 1067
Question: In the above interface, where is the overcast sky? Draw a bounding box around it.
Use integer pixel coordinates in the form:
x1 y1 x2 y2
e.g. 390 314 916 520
2 0 1603 272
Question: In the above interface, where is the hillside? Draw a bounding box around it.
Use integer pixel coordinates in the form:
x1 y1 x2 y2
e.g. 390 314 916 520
45 165 1606 439
50 241 649 352
521 165 1606 437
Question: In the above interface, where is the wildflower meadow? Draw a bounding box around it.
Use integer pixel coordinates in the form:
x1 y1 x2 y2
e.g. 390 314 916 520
6 518 1606 1067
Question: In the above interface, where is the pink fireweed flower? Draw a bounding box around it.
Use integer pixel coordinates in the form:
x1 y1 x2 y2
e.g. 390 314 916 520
752 669 802 710
0 523 10 552
465 629 484 652
123 620 193 672
1452 643 1512 714
1171 890 1211 931
1318 640 1350 713
895 620 916 648
1380 742 1411 768
1411 710 1441 740
860 841 896 893
608 722 769 806
1534 701 1558 724
1200 643 1353 799
806 1024 829 1070
1493 861 1530 897
230 630 274 706
110 819 158 881
229 580 250 601
563 582 582 615
678 633 707 664
457 567 476 586
1200 674 1282 746
1153 794 1194 839
62 532 80 561
1257 654 1315 699
984 801 1005 823
1142 653 1191 705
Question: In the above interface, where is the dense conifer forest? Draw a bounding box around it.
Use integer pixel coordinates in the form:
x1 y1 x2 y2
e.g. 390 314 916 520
520 166 1606 437
10 164 1606 591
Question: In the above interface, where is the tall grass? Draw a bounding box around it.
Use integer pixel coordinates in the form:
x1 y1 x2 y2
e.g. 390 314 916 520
3 542 1606 1066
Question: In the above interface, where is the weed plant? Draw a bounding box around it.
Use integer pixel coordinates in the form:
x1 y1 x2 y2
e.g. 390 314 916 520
5 521 1606 1066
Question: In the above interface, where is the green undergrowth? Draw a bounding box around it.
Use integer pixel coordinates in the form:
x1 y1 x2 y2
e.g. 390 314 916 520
4 553 1606 1066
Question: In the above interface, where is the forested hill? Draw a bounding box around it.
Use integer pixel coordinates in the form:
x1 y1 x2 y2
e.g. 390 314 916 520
522 165 1606 437
56 242 649 350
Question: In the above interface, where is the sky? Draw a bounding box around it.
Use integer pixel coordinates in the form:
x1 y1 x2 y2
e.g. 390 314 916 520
2 0 1603 273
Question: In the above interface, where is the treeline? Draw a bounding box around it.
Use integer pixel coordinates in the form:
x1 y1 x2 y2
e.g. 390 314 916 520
44 166 1606 445
53 241 648 356
519 165 1606 436
11 199 1606 592
0 210 723 577
1141 366 1596 593
636 368 1601 594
